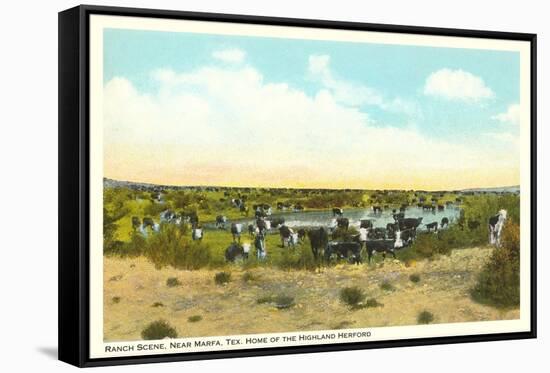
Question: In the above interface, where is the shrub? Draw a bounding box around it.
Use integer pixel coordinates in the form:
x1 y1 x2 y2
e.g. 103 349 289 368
417 310 434 324
214 271 231 285
471 222 520 308
340 287 365 308
103 206 128 254
122 231 147 257
145 224 211 270
166 277 182 287
380 281 395 292
141 320 178 340
365 298 383 308
256 294 294 309
409 274 421 283
242 272 256 283
276 243 317 271
256 295 273 304
152 302 165 308
273 294 295 309
188 315 203 323
112 296 121 304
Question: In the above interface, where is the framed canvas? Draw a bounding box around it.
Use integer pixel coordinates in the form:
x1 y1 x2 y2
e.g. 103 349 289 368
58 4 537 367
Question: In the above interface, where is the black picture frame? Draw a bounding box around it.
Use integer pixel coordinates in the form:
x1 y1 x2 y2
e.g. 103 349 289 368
58 4 537 368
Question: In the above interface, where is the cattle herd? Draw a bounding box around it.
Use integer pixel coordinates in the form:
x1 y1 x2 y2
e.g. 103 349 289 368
129 200 508 266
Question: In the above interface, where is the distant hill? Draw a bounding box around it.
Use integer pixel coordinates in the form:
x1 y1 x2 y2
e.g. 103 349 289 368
104 178 520 193
460 185 520 193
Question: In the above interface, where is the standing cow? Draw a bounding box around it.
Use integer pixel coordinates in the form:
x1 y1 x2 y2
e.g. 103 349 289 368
488 209 507 246
307 227 329 261
231 223 243 243
192 226 203 241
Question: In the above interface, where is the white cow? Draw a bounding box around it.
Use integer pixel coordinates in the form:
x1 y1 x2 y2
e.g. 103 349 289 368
488 209 507 246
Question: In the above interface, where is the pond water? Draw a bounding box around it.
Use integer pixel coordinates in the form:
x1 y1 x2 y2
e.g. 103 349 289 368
204 205 461 231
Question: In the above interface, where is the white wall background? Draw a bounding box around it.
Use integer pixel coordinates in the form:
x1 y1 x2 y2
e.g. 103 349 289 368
0 0 546 371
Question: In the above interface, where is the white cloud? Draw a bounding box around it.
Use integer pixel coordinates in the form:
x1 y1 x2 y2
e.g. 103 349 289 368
424 68 495 101
212 48 246 64
104 62 518 189
307 54 419 116
492 103 520 125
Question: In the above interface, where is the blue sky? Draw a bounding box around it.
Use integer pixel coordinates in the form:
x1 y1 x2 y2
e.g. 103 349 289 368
102 28 521 189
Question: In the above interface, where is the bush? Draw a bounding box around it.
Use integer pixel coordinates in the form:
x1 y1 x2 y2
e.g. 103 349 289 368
471 223 520 308
417 310 434 324
214 272 231 285
141 320 178 340
242 272 256 283
255 294 294 309
340 287 365 308
409 274 421 283
112 296 121 304
276 242 317 271
380 281 395 292
145 224 211 270
166 277 182 287
257 295 273 304
152 302 165 308
273 294 295 309
188 315 203 323
365 298 383 308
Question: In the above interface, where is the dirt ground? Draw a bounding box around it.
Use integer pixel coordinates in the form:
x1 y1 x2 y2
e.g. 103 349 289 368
103 246 519 342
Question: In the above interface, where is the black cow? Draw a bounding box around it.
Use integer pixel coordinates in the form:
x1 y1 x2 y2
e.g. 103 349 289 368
183 211 199 227
400 229 415 245
255 209 267 218
426 222 438 232
279 225 292 247
336 217 349 230
398 217 423 231
131 216 141 231
441 217 449 228
332 208 344 217
360 219 374 229
142 217 154 229
297 228 306 241
386 223 398 239
269 217 285 229
215 215 227 229
365 240 397 263
307 228 329 261
325 242 362 264
393 212 405 222
369 227 387 240
256 218 268 235
225 243 244 262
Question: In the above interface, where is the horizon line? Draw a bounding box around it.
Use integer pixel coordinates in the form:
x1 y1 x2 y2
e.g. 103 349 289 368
103 177 520 192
